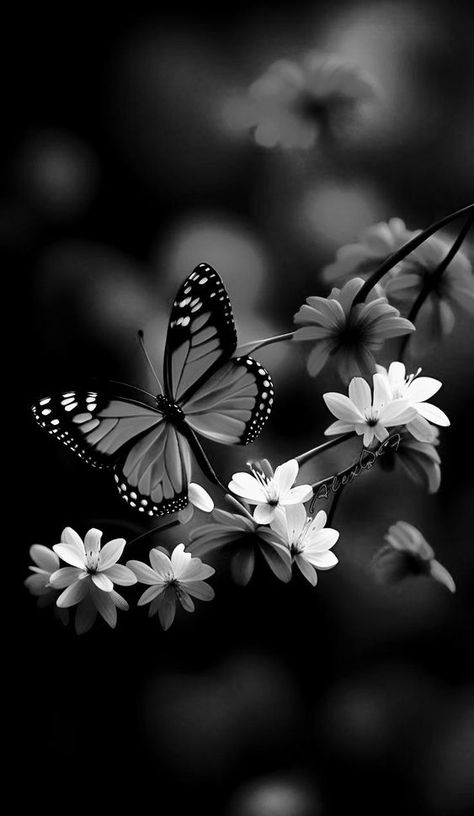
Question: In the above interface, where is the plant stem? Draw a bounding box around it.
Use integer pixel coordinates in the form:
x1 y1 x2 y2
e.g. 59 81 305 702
352 202 474 306
295 432 354 465
236 331 295 356
127 518 181 548
399 211 474 360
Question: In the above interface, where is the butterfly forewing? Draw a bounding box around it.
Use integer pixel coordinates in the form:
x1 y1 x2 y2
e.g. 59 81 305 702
164 263 237 403
183 356 274 445
32 390 163 469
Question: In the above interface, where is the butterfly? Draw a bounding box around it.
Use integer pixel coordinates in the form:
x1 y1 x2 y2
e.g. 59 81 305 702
32 263 274 517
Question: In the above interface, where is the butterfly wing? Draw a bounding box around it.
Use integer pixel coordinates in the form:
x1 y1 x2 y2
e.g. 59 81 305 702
32 389 163 469
114 422 192 516
164 263 237 403
183 355 274 445
33 389 192 517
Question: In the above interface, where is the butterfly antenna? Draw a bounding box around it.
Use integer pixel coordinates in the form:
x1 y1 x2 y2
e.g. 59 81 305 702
137 330 163 393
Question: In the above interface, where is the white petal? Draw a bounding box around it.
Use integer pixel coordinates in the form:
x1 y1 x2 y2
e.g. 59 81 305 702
348 377 372 413
49 567 84 588
126 559 161 585
184 581 215 601
295 555 317 585
430 560 456 593
53 543 87 570
415 402 450 427
90 586 117 628
104 564 137 586
273 459 298 493
138 585 165 606
253 503 277 524
323 392 364 422
60 527 85 555
324 420 356 436
98 538 126 570
57 579 90 608
170 543 192 578
305 550 339 569
406 415 437 442
283 503 308 541
84 528 102 556
228 474 267 504
373 372 392 407
388 361 406 389
284 484 313 504
144 548 170 576
188 483 214 512
158 590 177 630
406 376 441 403
29 545 60 573
91 572 113 592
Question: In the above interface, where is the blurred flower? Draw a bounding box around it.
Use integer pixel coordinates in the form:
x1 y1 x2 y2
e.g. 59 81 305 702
127 544 215 630
378 428 441 493
293 277 415 382
188 496 292 585
230 51 378 149
324 373 416 447
229 459 312 524
50 527 136 633
270 504 339 586
323 217 418 283
24 544 68 624
376 362 450 443
372 521 455 592
386 234 474 351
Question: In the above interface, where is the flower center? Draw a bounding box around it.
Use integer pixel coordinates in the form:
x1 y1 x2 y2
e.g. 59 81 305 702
85 551 100 573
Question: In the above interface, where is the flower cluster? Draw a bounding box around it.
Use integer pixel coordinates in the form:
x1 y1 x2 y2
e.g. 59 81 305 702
323 362 449 447
190 458 339 587
293 278 414 382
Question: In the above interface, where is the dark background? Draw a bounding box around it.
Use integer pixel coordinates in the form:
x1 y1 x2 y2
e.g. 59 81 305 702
6 3 474 814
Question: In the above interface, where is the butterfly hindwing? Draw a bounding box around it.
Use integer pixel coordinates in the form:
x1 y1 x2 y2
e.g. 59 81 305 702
115 422 192 516
164 263 237 403
32 390 163 470
183 355 274 445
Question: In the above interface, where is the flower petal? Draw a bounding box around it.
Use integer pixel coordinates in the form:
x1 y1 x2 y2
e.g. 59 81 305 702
158 589 177 630
29 544 60 573
231 547 256 585
415 402 450 427
91 572 113 592
104 564 137 586
188 482 214 512
74 596 97 635
348 377 372 413
90 586 117 628
429 560 455 593
98 538 126 571
406 376 442 403
49 567 85 589
323 392 364 422
228 473 267 504
305 550 339 570
53 543 87 570
61 527 85 555
183 581 215 601
148 548 173 576
273 459 298 493
84 528 102 556
138 585 166 606
126 560 161 585
253 503 277 525
295 555 317 585
57 579 90 608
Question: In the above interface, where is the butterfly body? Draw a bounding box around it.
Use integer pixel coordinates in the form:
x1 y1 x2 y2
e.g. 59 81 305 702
32 264 274 517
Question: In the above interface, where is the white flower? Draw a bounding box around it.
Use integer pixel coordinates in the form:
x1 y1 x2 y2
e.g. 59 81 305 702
49 527 137 633
372 520 455 592
25 544 61 599
324 373 417 447
323 218 419 284
270 504 339 586
375 362 450 443
228 459 312 524
127 544 215 630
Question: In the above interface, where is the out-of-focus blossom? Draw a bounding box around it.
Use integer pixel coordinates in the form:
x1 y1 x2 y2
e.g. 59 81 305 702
323 218 418 283
372 521 455 592
229 459 312 525
49 527 136 634
378 428 441 493
293 277 415 382
376 362 450 443
270 504 339 586
324 373 416 447
188 496 292 585
227 51 379 149
386 234 474 352
24 544 68 624
127 544 215 630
